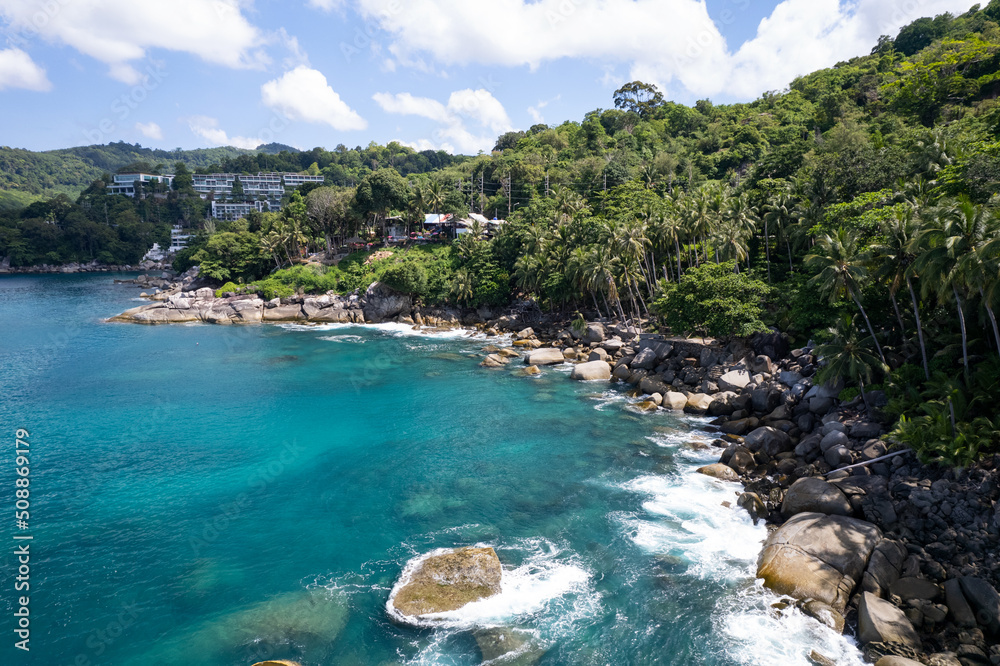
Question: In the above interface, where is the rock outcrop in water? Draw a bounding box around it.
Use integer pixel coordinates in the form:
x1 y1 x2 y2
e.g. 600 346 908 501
388 547 503 622
110 280 462 327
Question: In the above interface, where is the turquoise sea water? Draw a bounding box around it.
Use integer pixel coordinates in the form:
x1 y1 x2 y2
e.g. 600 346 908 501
0 275 867 665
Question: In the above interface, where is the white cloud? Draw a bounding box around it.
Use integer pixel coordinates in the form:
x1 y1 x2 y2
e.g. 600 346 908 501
373 88 512 154
0 0 268 83
0 47 50 91
261 66 367 131
372 92 449 123
528 95 560 124
307 0 345 10
348 0 981 100
185 116 260 150
135 121 163 140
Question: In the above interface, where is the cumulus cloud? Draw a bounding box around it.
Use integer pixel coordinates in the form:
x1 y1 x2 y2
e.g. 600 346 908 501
349 0 981 100
0 47 50 91
135 121 163 141
373 88 512 154
261 66 367 131
0 0 267 83
185 115 261 150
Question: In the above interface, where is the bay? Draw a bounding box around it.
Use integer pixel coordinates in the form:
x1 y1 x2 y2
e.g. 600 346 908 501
0 274 865 665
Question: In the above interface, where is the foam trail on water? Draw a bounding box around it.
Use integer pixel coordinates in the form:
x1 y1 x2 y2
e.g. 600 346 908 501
276 321 488 341
623 417 868 666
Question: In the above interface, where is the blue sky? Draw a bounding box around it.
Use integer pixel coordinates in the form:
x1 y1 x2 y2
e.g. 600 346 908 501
0 0 981 154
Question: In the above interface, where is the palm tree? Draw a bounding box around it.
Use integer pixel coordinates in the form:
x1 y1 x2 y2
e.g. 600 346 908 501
871 206 930 379
764 191 798 280
583 246 626 322
260 232 283 270
806 228 887 364
814 319 889 412
951 200 1000 354
450 268 474 305
426 181 445 219
914 198 997 379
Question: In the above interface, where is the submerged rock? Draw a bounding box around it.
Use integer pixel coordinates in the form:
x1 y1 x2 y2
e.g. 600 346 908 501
474 628 545 665
389 547 502 621
138 589 348 665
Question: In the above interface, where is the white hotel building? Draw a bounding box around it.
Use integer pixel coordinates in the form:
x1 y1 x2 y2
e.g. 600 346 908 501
109 171 325 220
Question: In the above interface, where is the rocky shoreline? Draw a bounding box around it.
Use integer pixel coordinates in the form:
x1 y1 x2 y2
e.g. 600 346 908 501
0 259 171 275
488 322 1000 666
109 277 1000 665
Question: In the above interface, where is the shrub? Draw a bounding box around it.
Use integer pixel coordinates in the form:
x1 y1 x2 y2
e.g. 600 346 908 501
380 261 429 296
251 278 294 300
653 262 771 339
838 387 860 402
215 282 242 298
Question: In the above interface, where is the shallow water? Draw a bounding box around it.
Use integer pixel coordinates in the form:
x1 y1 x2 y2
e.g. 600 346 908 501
0 274 865 665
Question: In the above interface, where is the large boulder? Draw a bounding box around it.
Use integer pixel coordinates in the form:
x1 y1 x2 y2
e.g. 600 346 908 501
718 369 752 392
523 349 565 366
944 579 978 629
757 513 882 612
959 576 1000 635
570 361 612 381
639 376 671 396
583 323 605 344
389 547 502 621
262 305 306 321
874 658 925 666
744 426 793 458
781 478 853 517
750 331 790 361
684 393 714 415
362 281 412 323
708 392 739 417
696 464 741 482
858 592 922 648
662 392 688 411
631 347 658 370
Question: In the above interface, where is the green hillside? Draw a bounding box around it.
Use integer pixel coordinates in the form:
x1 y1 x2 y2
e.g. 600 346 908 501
0 142 255 209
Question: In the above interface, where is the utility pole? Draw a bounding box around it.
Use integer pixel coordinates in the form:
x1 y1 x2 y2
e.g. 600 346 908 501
507 171 512 217
545 172 549 197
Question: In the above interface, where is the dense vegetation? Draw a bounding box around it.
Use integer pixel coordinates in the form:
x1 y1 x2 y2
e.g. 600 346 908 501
0 143 252 209
5 3 1000 464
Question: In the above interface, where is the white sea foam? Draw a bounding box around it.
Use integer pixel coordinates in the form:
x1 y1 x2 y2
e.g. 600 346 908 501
720 583 868 666
621 422 868 665
317 335 365 344
588 389 627 412
276 321 489 341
